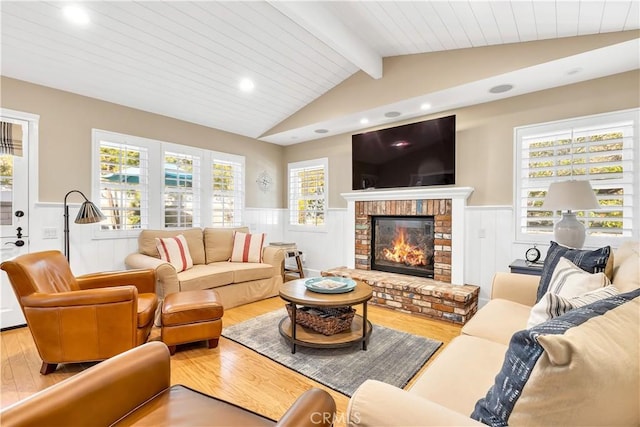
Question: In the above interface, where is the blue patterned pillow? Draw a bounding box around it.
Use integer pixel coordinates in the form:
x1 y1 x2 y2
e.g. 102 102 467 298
471 288 640 426
536 241 611 302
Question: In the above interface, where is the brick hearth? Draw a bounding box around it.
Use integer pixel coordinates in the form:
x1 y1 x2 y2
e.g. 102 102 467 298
322 267 479 325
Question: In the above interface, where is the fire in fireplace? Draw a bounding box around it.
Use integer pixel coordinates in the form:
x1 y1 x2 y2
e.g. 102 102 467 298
371 215 435 278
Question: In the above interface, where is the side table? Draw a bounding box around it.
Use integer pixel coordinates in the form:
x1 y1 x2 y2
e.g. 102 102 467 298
509 259 543 276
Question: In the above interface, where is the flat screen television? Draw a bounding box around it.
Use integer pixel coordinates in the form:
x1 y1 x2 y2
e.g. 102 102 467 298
352 115 456 190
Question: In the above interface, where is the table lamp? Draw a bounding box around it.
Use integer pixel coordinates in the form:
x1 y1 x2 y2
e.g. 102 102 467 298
64 190 106 262
543 180 599 249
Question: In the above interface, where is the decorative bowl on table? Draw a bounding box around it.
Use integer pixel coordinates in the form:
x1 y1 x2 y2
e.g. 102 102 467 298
304 277 356 294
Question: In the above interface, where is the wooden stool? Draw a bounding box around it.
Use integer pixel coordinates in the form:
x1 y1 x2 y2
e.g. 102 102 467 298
284 250 305 279
161 289 224 355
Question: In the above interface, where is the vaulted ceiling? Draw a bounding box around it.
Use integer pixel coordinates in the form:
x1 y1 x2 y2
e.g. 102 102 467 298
1 1 639 145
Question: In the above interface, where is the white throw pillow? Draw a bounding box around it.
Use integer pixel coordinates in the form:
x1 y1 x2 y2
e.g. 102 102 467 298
527 285 619 328
546 257 611 297
526 257 613 328
155 234 194 272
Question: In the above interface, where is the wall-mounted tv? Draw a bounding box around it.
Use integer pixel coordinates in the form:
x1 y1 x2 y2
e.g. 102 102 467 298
352 115 456 190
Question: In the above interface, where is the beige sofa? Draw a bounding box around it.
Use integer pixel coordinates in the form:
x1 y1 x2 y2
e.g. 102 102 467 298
348 241 640 426
125 227 284 311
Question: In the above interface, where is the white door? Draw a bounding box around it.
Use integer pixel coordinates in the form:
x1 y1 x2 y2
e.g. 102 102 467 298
0 115 31 328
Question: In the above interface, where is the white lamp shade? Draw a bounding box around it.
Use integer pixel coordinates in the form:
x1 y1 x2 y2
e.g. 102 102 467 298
543 180 599 211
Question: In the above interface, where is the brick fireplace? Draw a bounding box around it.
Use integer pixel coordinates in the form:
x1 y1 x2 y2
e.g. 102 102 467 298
343 187 473 285
330 187 479 324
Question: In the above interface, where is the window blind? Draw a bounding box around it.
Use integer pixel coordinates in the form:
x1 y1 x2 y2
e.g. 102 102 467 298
99 141 149 231
516 110 637 243
288 159 326 226
164 151 200 228
211 157 243 227
0 121 23 157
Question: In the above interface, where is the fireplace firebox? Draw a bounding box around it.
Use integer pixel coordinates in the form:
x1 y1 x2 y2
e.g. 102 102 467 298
371 215 435 278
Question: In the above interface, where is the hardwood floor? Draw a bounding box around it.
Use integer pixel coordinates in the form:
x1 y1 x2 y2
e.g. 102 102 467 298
0 297 461 425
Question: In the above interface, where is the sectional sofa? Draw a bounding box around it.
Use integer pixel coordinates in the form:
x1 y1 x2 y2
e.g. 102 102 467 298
348 241 639 426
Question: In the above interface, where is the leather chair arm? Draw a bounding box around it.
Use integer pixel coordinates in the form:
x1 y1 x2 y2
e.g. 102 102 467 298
0 342 171 427
21 286 137 308
275 388 336 427
76 269 156 294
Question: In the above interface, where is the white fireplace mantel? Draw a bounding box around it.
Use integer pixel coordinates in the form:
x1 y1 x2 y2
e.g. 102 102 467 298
341 186 474 285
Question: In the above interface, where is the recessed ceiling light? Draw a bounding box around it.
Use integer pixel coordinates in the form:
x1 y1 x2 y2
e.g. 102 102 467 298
360 118 369 125
239 78 255 92
489 84 513 94
63 5 90 26
314 129 329 134
384 111 401 118
420 103 431 110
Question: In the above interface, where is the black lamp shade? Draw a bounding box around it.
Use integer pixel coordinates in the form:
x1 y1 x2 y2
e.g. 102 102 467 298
75 200 106 224
64 190 106 262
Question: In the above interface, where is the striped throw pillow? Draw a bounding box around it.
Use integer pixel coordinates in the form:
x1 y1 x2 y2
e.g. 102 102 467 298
230 232 265 263
527 285 619 328
155 234 193 272
546 257 611 297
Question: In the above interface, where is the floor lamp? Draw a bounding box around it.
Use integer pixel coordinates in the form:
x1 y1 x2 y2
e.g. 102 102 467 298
543 180 599 249
64 190 106 262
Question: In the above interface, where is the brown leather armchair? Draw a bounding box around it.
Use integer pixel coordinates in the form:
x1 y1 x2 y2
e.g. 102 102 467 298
0 250 158 375
0 341 337 427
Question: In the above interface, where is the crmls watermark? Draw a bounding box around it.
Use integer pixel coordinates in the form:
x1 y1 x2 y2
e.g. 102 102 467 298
310 411 361 425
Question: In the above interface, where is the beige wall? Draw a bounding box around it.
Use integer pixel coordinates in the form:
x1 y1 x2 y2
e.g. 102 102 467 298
0 77 284 208
283 70 640 207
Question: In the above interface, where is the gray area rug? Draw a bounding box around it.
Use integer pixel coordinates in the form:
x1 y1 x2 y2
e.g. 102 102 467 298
222 309 442 396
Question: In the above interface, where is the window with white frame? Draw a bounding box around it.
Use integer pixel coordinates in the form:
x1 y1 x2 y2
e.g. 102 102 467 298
93 129 245 235
211 155 244 227
163 150 201 228
97 138 150 233
515 109 639 245
288 158 327 227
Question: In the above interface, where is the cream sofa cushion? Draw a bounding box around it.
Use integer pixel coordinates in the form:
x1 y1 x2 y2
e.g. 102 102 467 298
460 299 531 345
227 262 275 283
138 228 205 265
410 335 507 416
613 241 640 292
204 227 249 263
176 264 234 291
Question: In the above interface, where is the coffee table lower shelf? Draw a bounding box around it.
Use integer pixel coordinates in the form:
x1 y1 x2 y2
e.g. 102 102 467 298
278 314 372 352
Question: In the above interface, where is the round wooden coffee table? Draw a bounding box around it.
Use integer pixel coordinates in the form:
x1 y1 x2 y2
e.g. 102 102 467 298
278 278 373 354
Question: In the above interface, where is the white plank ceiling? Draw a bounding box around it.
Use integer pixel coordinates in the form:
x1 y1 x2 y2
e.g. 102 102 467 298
1 1 638 144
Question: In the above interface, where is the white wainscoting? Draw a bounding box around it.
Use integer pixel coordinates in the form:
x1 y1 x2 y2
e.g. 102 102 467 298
29 203 538 308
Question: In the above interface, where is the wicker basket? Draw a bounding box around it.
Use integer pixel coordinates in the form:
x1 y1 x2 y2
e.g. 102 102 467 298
286 304 355 336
